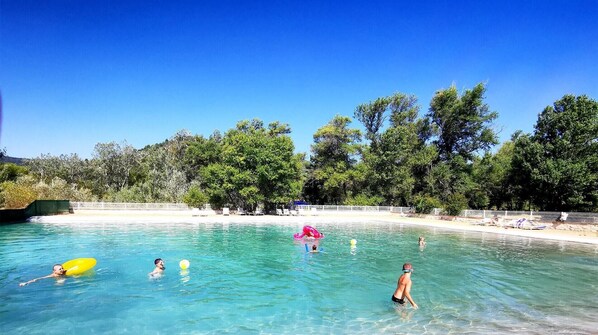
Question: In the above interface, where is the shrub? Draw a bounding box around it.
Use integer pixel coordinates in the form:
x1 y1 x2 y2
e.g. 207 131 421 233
0 163 29 183
0 179 37 209
344 194 384 206
412 194 442 214
183 185 208 209
444 193 468 216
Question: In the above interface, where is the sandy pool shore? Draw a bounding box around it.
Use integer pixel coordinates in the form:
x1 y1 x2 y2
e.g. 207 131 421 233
31 210 598 245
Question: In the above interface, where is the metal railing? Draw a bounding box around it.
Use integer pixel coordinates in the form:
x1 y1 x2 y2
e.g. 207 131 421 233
460 209 598 224
69 202 598 224
296 205 412 214
70 202 190 211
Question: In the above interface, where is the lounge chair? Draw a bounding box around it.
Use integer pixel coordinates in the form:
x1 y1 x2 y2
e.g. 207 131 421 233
290 210 298 216
283 209 290 216
512 218 547 230
310 207 318 216
276 209 283 216
222 207 230 216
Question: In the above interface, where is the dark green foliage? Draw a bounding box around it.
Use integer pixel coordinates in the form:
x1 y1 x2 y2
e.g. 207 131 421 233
354 93 434 206
512 95 598 211
200 119 303 211
344 193 384 206
413 194 442 214
427 83 498 162
444 193 468 216
306 115 362 205
0 163 29 183
12 86 596 214
183 185 208 209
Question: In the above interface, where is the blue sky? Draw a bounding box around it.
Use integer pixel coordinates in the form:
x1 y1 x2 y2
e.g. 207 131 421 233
1 0 597 158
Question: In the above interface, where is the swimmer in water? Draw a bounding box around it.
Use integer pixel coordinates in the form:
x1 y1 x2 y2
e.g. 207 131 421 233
310 244 319 253
19 264 67 286
418 236 426 247
149 258 165 277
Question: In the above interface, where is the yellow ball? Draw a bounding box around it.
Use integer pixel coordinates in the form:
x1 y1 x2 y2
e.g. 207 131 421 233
179 259 190 270
350 239 357 246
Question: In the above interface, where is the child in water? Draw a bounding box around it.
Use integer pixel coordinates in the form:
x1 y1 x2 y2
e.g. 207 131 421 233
149 258 165 277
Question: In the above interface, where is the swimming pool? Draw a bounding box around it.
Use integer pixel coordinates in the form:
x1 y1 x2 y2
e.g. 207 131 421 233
1 219 597 334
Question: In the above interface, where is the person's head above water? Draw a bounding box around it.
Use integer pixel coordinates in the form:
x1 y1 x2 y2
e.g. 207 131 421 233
52 264 67 276
154 258 165 269
402 263 413 273
312 245 317 251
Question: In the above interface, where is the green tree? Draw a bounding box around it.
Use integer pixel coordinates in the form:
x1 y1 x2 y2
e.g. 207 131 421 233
305 115 361 204
0 163 29 183
425 83 498 202
512 95 598 211
183 132 222 182
443 193 468 216
201 119 303 211
183 185 208 209
355 93 435 205
470 142 518 209
427 83 498 162
93 141 139 193
0 176 37 208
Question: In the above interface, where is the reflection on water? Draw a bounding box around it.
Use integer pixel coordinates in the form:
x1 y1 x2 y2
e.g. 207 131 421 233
0 220 597 334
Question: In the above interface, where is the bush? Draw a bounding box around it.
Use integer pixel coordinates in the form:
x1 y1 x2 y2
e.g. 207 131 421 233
444 193 468 216
344 194 384 206
0 176 95 209
0 163 29 183
104 186 148 203
183 185 208 209
0 180 37 209
413 194 442 214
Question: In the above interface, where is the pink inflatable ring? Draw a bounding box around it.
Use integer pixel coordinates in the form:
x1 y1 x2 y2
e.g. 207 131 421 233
294 225 324 239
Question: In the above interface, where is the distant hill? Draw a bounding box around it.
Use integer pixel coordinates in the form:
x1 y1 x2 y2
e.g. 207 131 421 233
0 156 25 165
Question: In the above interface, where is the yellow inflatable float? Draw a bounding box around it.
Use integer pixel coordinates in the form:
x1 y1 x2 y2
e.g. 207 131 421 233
62 258 97 276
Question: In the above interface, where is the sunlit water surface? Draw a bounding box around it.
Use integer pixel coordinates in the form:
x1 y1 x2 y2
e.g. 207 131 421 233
1 220 597 334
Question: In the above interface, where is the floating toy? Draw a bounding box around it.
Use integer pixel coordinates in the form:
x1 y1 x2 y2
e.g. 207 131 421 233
294 225 324 239
62 258 97 276
179 259 190 270
350 239 357 246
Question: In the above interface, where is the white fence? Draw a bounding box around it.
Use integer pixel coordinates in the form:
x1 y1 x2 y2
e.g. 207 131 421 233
70 202 190 211
296 205 412 213
459 209 598 224
70 202 598 224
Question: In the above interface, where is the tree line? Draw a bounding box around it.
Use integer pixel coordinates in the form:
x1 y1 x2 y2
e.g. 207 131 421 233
1 83 596 213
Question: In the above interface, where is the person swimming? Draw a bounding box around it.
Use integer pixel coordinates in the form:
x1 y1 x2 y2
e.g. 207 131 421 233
19 264 67 286
149 258 165 277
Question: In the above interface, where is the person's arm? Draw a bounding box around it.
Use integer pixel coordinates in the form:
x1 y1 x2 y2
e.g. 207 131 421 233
404 281 418 309
19 274 53 286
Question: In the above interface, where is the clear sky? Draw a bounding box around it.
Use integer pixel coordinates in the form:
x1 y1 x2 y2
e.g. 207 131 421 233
1 0 597 159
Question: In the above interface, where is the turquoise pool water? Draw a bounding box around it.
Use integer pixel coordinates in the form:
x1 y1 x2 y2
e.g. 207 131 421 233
1 220 597 334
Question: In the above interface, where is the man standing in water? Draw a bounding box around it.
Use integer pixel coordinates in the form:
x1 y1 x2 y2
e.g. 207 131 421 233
391 263 418 309
149 258 165 277
19 264 67 286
